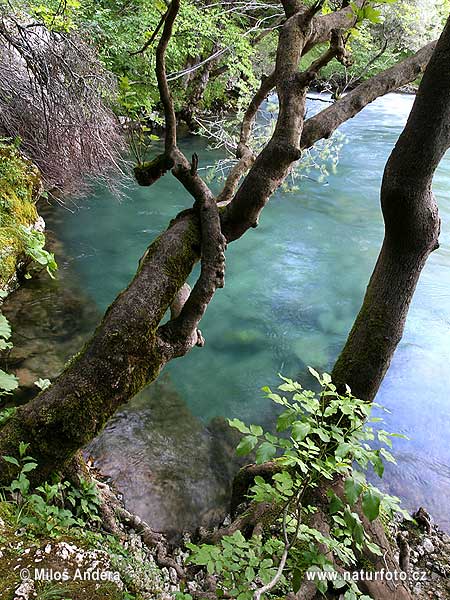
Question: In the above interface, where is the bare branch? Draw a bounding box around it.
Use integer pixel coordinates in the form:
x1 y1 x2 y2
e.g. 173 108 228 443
217 71 277 203
0 14 125 196
155 0 180 152
129 7 168 56
300 40 437 150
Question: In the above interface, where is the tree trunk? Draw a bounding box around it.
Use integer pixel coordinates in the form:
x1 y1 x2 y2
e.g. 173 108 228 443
0 212 200 485
332 18 450 401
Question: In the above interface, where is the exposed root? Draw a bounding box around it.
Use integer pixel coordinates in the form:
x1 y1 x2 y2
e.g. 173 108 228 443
96 480 186 579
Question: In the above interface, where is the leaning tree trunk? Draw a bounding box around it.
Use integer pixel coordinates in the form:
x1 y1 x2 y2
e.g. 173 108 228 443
323 20 450 600
332 18 450 401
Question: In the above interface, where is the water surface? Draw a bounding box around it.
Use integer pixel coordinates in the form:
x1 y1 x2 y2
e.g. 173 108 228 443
55 93 450 530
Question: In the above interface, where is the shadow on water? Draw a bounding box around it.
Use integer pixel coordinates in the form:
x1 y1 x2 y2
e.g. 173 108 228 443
3 92 450 532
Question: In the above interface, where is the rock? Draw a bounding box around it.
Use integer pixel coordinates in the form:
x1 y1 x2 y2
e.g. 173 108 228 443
88 378 244 539
413 507 432 533
423 538 435 554
413 582 422 595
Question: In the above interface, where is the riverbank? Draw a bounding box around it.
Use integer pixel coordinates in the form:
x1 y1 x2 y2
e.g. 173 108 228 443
1 473 449 600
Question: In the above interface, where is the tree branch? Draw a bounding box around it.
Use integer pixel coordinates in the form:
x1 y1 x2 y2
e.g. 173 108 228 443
220 4 337 240
300 40 437 150
217 71 277 203
302 0 365 55
155 0 180 152
331 20 450 400
130 7 168 56
157 157 227 356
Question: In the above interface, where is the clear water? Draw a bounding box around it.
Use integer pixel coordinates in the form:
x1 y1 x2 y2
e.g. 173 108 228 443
55 93 450 529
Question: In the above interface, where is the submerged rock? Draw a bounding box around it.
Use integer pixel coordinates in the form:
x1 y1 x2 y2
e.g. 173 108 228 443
0 213 100 401
88 378 243 539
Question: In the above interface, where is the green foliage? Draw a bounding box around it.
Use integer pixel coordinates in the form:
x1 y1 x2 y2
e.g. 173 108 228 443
0 140 57 285
7 0 81 31
18 225 58 278
316 0 447 91
187 370 410 597
74 0 257 120
0 311 19 395
1 443 101 537
186 531 283 600
0 138 34 203
0 369 18 394
34 581 75 600
1 309 53 398
0 406 16 425
35 378 52 391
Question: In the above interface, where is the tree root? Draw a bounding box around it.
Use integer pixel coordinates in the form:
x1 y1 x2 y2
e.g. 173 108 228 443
96 480 186 579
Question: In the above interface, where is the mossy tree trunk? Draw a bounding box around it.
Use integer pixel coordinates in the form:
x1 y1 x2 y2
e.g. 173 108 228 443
0 212 200 484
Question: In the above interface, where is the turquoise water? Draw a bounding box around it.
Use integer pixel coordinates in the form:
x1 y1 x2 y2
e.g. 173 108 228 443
55 93 450 528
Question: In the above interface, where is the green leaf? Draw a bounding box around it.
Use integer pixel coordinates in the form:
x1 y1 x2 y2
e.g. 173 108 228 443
292 568 302 593
335 443 352 458
249 424 263 436
2 455 20 467
328 491 344 515
276 409 295 431
236 435 258 456
363 5 381 23
0 339 12 350
362 490 381 521
322 372 332 385
344 477 363 505
365 540 383 556
35 378 51 391
19 441 30 458
308 366 321 382
292 421 311 441
255 442 277 464
315 428 330 443
353 520 365 546
21 462 38 473
0 369 19 393
0 314 12 340
228 418 251 435
371 453 384 478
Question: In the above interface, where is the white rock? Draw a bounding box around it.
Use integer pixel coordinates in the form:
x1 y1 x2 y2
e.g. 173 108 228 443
423 538 435 553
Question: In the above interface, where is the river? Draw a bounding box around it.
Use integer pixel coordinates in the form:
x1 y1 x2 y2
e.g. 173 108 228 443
47 92 450 533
